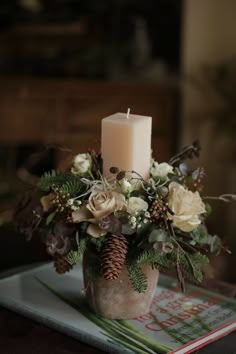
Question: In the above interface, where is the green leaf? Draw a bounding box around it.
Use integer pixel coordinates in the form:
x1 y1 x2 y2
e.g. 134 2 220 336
46 211 56 225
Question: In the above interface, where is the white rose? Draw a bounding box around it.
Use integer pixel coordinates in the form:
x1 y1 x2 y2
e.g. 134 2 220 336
127 197 148 215
150 161 174 180
71 153 91 175
168 182 205 232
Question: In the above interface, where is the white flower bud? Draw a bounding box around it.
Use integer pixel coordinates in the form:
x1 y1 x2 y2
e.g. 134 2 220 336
120 179 134 194
71 153 91 175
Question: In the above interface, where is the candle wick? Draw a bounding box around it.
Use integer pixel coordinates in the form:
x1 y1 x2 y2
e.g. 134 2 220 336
126 108 130 119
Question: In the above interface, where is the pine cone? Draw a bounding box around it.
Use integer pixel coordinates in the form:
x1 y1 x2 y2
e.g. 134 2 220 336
54 254 72 274
101 234 128 280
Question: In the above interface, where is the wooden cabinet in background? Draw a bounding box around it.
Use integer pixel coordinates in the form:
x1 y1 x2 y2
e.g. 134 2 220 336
0 78 178 167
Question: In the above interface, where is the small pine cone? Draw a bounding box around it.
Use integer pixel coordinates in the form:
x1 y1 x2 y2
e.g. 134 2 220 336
101 234 128 280
54 254 72 274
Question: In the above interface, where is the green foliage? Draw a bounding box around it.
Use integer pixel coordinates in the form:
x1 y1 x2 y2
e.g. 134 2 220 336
65 237 87 265
125 247 175 293
38 170 86 197
168 250 209 284
189 225 209 245
136 248 172 272
38 170 68 193
60 176 86 198
126 263 148 293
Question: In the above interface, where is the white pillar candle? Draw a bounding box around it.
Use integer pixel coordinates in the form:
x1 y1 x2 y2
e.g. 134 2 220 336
101 112 152 180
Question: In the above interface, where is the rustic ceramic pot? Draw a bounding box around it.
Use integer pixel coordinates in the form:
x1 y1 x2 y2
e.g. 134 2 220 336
82 250 159 319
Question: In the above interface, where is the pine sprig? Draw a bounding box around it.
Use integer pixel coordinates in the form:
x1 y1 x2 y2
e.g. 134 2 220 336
38 170 68 193
65 237 87 266
126 263 148 293
60 176 86 198
136 248 172 272
168 250 209 284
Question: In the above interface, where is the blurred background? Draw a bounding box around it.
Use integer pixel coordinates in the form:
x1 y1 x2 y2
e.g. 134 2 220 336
0 0 235 284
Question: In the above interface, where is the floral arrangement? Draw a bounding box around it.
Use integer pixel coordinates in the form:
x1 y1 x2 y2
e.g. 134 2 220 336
16 141 232 293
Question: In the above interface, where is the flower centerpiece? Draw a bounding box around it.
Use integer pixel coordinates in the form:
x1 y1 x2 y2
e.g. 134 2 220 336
15 140 233 319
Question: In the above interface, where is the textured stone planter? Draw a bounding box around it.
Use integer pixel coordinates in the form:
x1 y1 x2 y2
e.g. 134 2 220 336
83 250 159 319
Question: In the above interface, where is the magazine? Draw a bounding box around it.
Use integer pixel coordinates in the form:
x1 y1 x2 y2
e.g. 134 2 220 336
0 263 235 354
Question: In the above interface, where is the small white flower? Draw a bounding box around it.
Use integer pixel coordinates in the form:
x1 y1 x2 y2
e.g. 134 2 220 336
71 153 91 175
127 197 148 216
67 198 82 211
130 216 137 225
150 161 174 180
67 198 74 206
71 204 80 211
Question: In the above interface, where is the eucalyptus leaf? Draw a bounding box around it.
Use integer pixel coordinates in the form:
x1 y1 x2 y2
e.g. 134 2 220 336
46 211 57 225
179 163 188 175
149 229 168 243
192 168 200 180
156 186 168 197
122 223 136 235
208 235 222 253
190 225 208 244
204 203 212 216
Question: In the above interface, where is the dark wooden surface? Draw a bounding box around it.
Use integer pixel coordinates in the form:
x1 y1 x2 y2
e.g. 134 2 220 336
0 307 104 354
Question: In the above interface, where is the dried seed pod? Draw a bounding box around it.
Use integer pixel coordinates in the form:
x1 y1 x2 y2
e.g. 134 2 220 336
116 170 126 180
110 166 119 174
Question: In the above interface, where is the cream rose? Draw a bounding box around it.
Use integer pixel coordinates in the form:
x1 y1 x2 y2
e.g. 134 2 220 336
86 191 126 219
167 182 205 232
71 153 91 175
71 206 106 238
127 197 148 215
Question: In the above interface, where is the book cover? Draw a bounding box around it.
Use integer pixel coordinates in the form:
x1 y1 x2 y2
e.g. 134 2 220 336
0 263 235 354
